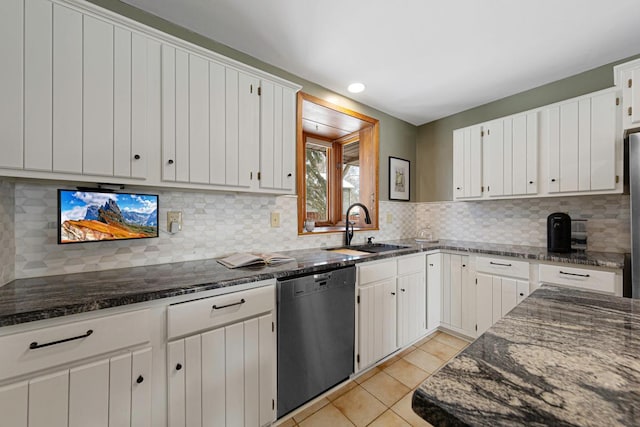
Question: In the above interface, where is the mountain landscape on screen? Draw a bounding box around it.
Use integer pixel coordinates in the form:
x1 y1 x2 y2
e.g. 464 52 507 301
59 190 158 243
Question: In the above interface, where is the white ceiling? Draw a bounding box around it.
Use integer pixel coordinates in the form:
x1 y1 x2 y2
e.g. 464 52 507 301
123 0 640 126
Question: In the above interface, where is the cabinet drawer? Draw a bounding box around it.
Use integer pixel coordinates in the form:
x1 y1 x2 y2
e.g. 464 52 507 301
476 256 529 279
397 254 425 275
358 259 397 285
167 285 274 339
0 309 150 382
539 264 616 294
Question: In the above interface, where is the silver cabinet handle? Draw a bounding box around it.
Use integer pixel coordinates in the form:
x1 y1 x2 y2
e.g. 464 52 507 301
559 271 590 278
490 261 512 267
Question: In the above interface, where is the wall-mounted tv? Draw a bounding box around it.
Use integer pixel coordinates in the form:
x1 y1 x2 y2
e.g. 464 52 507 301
58 189 159 244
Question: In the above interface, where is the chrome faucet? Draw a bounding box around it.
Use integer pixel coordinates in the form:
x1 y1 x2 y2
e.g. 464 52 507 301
344 203 372 246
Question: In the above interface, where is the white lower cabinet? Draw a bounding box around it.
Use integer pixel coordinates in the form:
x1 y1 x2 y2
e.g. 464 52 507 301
475 256 530 336
476 274 529 335
358 277 398 369
440 254 476 338
0 347 152 427
357 254 427 370
426 253 442 331
166 284 276 427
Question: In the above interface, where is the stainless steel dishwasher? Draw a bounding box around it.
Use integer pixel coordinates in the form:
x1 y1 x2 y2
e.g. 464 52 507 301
276 265 356 417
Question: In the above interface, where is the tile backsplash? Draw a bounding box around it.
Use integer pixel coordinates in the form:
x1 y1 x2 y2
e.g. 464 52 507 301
0 180 15 285
1 179 631 283
416 194 630 253
12 181 416 279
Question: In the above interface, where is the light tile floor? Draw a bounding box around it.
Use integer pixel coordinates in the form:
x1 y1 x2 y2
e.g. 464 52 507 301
276 331 470 427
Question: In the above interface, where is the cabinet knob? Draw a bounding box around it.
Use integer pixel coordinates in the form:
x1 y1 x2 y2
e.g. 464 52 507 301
176 363 182 371
136 375 144 384
529 181 534 184
391 292 396 296
287 173 292 177
551 178 556 182
401 288 406 292
456 187 461 190
462 264 466 267
134 154 141 160
429 263 434 267
168 159 174 165
519 293 524 296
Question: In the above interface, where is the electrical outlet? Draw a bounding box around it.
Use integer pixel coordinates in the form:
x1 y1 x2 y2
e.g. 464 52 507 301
386 213 393 224
167 211 183 232
270 212 281 228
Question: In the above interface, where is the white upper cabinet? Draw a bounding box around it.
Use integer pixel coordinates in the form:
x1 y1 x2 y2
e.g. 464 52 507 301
453 125 483 200
161 45 297 193
160 47 295 192
454 86 621 201
542 88 620 193
615 58 640 130
1 0 152 178
0 0 300 194
484 112 538 197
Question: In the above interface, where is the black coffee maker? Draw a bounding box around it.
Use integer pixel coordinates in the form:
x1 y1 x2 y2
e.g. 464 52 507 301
547 212 571 253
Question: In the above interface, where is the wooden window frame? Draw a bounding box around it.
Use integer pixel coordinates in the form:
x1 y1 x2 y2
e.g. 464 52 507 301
297 92 380 235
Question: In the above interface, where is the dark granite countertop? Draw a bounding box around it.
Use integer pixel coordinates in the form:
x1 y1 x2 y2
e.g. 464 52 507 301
0 239 626 327
412 285 640 426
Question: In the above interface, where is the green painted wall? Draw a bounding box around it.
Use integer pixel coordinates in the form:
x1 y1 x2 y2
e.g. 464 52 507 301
416 54 640 202
87 0 417 202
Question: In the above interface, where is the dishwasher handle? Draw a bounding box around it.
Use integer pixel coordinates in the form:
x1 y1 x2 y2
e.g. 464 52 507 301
314 273 332 282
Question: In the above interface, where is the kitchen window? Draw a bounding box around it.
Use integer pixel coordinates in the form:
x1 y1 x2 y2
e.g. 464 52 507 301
296 92 379 233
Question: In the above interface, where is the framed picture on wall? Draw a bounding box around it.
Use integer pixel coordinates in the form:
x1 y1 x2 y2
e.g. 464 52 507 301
389 157 410 201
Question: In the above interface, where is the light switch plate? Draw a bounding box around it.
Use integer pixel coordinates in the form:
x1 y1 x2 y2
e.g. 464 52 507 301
270 212 281 227
386 213 393 224
167 211 183 232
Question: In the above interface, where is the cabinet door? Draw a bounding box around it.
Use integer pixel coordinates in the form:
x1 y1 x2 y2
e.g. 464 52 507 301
83 16 115 177
171 315 275 427
485 119 504 197
238 72 260 189
590 90 617 191
441 253 452 325
24 0 53 172
449 255 463 329
460 259 475 335
621 67 640 128
427 254 442 330
29 370 69 427
547 106 561 192
491 277 501 324
259 81 297 191
167 339 186 427
188 54 210 185
397 271 426 347
512 113 538 195
359 279 397 368
501 278 518 317
0 381 28 427
453 129 465 199
52 4 82 174
517 280 530 304
0 0 24 169
476 273 493 336
461 125 483 198
559 101 580 192
69 359 110 427
109 353 133 427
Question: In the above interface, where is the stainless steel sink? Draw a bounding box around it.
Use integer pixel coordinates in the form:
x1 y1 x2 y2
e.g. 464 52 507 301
326 243 411 254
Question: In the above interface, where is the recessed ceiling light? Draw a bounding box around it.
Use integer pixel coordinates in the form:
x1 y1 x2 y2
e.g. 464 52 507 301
347 83 365 93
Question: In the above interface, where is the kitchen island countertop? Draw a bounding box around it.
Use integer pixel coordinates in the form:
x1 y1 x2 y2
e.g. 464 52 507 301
0 239 626 327
412 285 640 426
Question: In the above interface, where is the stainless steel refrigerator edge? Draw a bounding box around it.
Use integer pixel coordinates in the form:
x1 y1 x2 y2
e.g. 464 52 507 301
630 131 640 298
